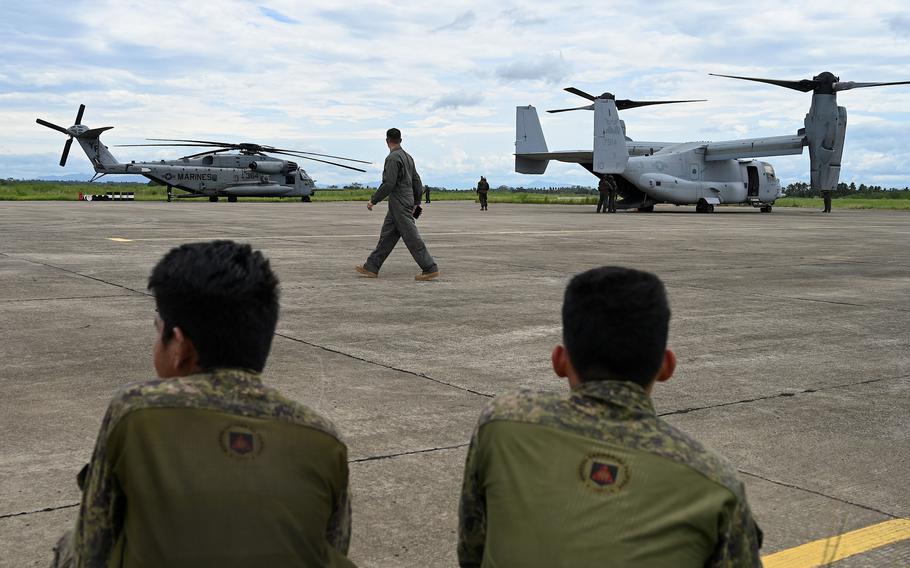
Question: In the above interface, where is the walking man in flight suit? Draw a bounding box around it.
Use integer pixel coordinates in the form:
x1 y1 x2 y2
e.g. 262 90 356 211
356 128 439 281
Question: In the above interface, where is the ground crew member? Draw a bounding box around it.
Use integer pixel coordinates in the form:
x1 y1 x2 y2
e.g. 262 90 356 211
822 190 832 213
425 185 431 204
477 176 490 211
356 128 439 281
52 241 354 568
596 177 609 213
458 266 762 567
607 176 618 213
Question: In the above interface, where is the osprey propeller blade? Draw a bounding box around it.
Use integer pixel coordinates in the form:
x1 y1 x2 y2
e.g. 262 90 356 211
550 87 704 113
711 71 910 95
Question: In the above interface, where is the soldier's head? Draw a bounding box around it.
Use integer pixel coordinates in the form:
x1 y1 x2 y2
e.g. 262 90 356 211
148 240 280 378
553 267 675 391
386 128 402 147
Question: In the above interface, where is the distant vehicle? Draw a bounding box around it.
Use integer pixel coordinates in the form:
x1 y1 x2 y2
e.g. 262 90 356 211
36 106 369 202
515 71 910 212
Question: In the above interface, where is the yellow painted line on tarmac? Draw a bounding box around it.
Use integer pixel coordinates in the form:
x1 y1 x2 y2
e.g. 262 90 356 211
762 518 910 568
107 237 133 242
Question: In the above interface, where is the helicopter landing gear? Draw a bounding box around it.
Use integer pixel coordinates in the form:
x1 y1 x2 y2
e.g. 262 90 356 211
227 196 238 203
166 185 173 202
638 204 654 213
209 196 218 203
302 195 311 202
760 205 773 213
696 200 715 213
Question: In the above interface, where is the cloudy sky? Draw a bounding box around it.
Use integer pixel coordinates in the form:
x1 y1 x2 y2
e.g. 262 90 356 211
2 0 909 188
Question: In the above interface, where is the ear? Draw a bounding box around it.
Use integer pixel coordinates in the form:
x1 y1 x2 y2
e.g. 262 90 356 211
171 326 200 375
552 344 570 378
655 349 676 384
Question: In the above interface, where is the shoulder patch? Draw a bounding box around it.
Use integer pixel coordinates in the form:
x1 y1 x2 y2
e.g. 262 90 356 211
579 453 629 494
220 423 264 460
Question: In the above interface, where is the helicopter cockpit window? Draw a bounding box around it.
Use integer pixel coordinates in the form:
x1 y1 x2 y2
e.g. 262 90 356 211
203 156 214 165
763 164 776 178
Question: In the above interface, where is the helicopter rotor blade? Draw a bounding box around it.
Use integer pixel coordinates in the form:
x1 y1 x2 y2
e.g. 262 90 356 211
114 143 228 148
36 118 72 136
74 104 85 126
564 87 597 101
834 80 910 92
709 73 819 92
59 138 73 167
180 148 234 160
146 138 240 147
616 99 706 110
546 104 596 113
271 150 367 172
267 148 371 164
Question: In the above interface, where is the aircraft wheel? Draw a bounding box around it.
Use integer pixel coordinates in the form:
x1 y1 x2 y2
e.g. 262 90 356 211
302 195 311 202
638 205 654 213
760 205 772 213
228 196 238 203
707 204 715 213
209 196 218 203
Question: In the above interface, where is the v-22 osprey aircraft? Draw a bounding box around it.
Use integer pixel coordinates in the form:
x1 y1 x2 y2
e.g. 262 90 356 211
36 105 369 202
515 72 910 212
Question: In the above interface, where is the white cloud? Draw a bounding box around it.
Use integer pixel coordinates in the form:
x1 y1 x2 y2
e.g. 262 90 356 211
2 1 910 188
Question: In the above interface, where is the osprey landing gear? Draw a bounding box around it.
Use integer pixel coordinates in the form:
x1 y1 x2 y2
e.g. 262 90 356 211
696 199 715 213
227 196 238 203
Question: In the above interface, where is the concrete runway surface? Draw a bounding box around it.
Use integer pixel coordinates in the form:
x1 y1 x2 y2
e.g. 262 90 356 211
1 200 907 566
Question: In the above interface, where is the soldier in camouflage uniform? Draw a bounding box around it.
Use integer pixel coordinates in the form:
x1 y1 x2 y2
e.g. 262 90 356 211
52 241 354 568
458 267 762 567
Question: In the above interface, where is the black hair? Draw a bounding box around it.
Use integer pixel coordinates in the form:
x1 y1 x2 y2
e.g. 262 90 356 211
148 240 280 372
386 128 402 142
562 267 670 387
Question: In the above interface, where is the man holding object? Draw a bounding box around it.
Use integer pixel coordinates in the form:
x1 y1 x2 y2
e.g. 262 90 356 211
357 128 439 281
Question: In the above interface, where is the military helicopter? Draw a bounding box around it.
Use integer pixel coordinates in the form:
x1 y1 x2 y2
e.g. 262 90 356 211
36 106 369 202
515 72 910 212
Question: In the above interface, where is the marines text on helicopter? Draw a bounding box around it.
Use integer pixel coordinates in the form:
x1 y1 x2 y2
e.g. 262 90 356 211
514 71 910 213
36 106 369 202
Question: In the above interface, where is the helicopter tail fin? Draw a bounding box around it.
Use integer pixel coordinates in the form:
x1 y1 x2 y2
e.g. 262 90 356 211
515 105 549 174
74 126 121 170
592 98 629 174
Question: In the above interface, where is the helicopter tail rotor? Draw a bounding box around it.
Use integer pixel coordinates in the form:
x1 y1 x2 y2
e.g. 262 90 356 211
35 104 87 167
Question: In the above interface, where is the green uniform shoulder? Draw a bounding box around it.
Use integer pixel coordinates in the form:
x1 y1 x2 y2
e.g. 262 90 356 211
477 381 744 500
108 368 342 442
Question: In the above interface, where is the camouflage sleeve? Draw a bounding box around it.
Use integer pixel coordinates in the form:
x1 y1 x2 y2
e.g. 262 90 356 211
327 474 352 554
72 401 127 567
709 495 763 567
457 430 487 567
370 153 399 204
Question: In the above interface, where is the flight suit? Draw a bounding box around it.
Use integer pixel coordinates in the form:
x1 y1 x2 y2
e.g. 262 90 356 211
822 191 832 213
364 147 437 274
458 380 762 568
54 369 354 568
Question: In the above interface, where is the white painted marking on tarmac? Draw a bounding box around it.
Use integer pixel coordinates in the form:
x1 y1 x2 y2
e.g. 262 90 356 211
107 237 134 242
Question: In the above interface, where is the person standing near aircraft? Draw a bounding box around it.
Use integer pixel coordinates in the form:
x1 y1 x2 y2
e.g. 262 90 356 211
356 128 439 281
424 185 431 204
822 190 832 213
596 177 609 213
607 176 618 213
477 176 490 211
458 267 762 567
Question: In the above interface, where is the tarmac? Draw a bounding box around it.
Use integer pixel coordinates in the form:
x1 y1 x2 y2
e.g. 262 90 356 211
1 200 908 567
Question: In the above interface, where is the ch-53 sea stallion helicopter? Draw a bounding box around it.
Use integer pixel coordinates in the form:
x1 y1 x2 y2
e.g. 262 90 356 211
36 106 369 202
515 71 910 213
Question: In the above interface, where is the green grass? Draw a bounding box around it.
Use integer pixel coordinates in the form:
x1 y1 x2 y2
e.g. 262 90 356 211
775 197 910 210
